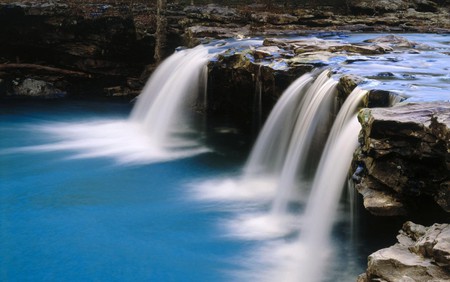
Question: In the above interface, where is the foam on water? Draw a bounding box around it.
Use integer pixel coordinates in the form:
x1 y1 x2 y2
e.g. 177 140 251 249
1 46 213 164
2 119 209 165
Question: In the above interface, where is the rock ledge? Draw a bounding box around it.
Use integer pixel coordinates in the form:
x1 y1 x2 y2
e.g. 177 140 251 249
358 221 450 282
354 102 450 216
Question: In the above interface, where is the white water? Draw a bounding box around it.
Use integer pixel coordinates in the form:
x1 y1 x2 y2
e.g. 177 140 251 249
130 45 211 148
243 73 314 178
230 87 366 282
271 70 337 214
285 88 366 282
4 46 212 164
191 72 320 240
170 63 367 281
191 71 344 242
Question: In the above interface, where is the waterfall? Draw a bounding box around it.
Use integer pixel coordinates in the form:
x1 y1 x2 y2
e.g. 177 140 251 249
243 73 314 178
271 70 337 214
130 45 211 149
223 86 367 282
13 45 213 165
293 87 367 282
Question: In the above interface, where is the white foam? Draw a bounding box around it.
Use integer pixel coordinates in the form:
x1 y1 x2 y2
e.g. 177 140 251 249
5 119 209 165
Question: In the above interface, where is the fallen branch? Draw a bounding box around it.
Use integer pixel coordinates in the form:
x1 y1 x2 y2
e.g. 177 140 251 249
0 63 91 78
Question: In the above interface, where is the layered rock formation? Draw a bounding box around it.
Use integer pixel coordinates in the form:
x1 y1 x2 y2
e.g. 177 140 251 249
354 102 450 216
0 1 160 98
1 0 449 99
181 1 450 45
358 221 450 282
206 35 426 128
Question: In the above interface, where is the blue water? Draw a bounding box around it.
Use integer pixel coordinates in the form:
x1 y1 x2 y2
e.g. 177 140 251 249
3 33 449 282
0 100 250 282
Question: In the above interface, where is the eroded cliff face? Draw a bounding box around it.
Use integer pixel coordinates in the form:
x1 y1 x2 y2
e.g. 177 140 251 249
354 102 450 216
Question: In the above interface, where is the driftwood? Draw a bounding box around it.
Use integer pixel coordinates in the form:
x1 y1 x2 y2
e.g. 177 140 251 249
0 64 91 78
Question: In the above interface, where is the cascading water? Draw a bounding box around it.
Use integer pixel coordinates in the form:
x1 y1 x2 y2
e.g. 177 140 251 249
192 70 348 240
270 70 337 215
130 45 211 148
231 87 367 282
243 73 314 178
8 46 213 164
293 87 366 282
6 34 450 282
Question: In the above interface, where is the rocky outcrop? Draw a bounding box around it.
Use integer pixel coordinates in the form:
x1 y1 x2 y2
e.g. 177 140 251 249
348 0 440 14
205 35 412 129
354 102 450 216
1 1 449 98
358 221 450 282
181 1 450 45
0 1 160 98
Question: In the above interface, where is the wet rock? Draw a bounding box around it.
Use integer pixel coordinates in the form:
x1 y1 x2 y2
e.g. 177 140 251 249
337 74 365 97
9 78 66 99
364 90 405 108
2 0 450 99
354 102 450 215
253 46 283 59
364 35 432 50
359 222 450 281
184 25 250 46
207 48 312 130
263 38 392 57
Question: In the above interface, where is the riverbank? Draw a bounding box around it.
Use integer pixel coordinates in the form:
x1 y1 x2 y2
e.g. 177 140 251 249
0 0 449 99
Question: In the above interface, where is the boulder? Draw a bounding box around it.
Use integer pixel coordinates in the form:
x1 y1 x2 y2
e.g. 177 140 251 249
9 78 66 99
359 221 450 281
354 102 450 215
337 74 365 97
364 35 432 50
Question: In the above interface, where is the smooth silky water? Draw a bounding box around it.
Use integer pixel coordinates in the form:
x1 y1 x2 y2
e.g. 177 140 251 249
0 100 375 282
0 99 252 281
2 34 448 282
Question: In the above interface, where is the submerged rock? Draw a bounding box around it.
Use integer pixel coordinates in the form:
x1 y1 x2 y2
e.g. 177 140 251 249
10 78 66 99
358 221 450 281
354 102 450 216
